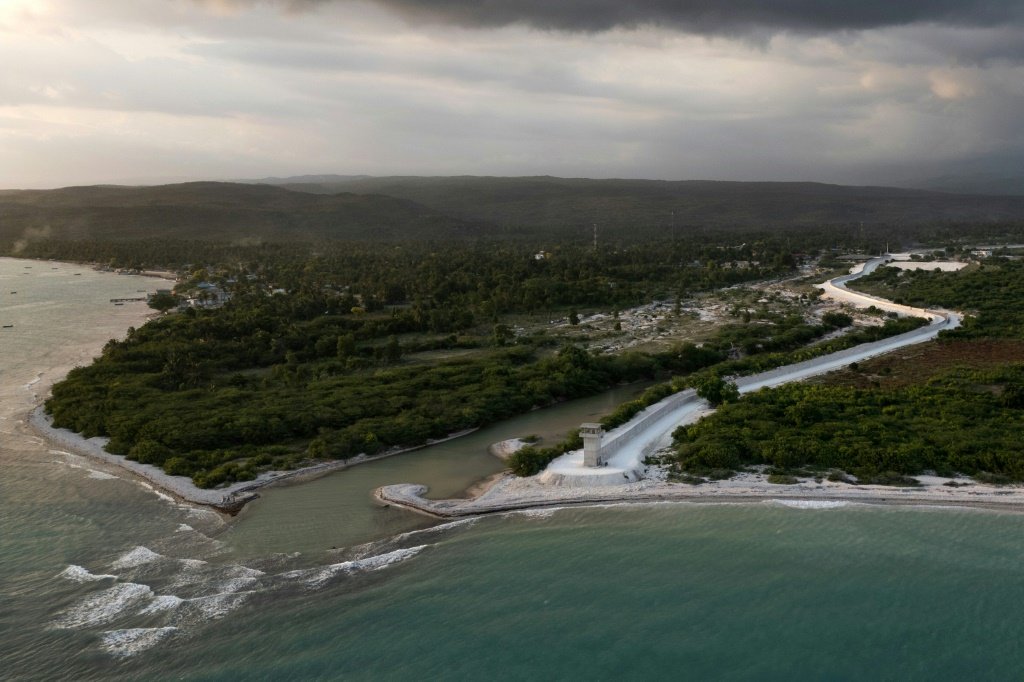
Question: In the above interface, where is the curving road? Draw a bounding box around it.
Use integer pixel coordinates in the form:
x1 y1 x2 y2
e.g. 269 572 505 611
539 256 962 485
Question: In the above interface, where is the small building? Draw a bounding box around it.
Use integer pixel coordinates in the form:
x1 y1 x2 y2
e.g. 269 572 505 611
580 423 606 467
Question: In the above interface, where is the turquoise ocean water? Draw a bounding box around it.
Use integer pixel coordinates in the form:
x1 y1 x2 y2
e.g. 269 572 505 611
3 258 1023 680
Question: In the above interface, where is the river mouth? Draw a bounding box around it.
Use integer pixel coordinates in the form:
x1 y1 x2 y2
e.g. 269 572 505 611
215 382 653 556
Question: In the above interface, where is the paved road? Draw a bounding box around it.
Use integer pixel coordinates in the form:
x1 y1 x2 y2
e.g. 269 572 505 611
546 257 962 483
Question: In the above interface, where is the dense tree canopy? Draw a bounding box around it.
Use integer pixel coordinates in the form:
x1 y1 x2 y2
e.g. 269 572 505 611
675 257 1024 482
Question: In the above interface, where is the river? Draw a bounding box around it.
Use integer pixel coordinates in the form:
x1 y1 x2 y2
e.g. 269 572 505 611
3 257 1023 680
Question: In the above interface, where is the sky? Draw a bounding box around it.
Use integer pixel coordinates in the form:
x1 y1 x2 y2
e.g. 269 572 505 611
1 0 1022 190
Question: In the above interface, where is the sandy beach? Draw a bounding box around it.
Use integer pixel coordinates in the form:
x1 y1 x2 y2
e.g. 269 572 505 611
29 405 481 513
377 469 1024 518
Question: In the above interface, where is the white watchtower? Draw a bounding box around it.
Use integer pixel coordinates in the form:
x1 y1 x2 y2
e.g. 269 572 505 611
580 423 606 467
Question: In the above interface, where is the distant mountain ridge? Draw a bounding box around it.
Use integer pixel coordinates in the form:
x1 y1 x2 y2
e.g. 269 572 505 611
262 175 1024 232
2 176 1024 246
0 181 474 243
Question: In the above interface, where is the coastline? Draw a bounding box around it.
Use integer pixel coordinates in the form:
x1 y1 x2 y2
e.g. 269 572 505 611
376 471 1024 518
376 252 1023 517
29 405 479 513
20 251 1009 521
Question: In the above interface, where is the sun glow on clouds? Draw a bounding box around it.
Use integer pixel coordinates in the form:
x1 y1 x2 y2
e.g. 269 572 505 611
929 70 978 100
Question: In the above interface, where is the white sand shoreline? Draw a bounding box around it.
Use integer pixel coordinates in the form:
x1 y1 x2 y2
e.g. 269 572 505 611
29 405 477 513
376 472 1024 518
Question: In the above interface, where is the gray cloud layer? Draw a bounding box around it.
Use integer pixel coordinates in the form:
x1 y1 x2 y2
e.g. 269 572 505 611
349 0 1024 34
2 0 1022 189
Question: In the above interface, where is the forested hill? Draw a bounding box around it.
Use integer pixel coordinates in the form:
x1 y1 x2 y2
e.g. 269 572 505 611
0 181 474 243
5 177 1024 249
269 175 1024 233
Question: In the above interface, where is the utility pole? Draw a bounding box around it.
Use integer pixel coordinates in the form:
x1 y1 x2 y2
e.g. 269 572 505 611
593 223 598 252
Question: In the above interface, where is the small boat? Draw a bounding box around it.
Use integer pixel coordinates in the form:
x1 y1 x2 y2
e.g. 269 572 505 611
74 273 81 276
10 291 16 294
114 303 124 306
2 324 13 329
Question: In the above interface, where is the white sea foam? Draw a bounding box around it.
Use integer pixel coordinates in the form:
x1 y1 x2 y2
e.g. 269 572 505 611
167 563 261 593
87 469 117 480
393 517 478 541
138 595 184 615
111 546 163 570
134 482 176 503
212 572 262 595
99 627 178 658
186 506 221 521
53 583 154 629
282 546 427 589
177 592 252 622
175 524 194 533
771 499 850 510
504 506 565 519
350 518 477 558
59 564 117 583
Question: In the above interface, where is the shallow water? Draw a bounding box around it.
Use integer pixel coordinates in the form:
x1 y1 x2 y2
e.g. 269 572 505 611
221 383 647 556
4 257 1024 680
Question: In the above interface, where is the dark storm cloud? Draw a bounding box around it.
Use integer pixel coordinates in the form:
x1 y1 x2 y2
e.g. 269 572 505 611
904 25 1024 65
348 0 1024 34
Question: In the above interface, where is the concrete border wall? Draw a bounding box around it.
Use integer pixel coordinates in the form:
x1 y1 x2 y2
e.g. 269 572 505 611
594 255 959 464
598 388 699 462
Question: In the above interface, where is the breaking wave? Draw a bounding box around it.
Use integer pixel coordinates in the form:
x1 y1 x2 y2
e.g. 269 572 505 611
112 546 164 570
177 592 253 622
60 538 425 658
99 627 178 658
393 517 478 542
53 583 153 629
59 565 117 583
138 595 183 615
281 546 427 589
167 563 261 593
